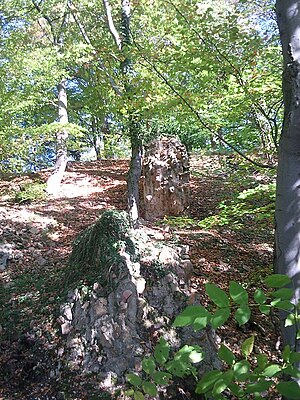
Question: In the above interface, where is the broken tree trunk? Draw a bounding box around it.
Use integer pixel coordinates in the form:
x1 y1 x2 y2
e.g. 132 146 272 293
142 137 190 220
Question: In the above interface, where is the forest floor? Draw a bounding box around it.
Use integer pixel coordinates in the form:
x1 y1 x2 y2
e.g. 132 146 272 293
0 155 278 399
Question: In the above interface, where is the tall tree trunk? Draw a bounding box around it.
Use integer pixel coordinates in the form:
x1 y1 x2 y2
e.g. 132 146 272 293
127 123 143 227
275 0 300 372
120 0 143 225
103 0 143 225
46 78 69 194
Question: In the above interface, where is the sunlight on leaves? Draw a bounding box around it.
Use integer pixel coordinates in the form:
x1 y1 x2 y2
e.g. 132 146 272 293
241 335 255 359
234 305 251 325
264 274 291 288
206 283 230 308
229 281 248 305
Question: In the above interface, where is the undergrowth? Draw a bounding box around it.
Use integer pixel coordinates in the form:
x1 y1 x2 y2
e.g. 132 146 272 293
14 181 47 203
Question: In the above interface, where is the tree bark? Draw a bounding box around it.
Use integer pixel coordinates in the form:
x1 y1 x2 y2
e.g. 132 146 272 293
127 126 143 227
46 78 69 194
275 0 300 370
103 0 143 225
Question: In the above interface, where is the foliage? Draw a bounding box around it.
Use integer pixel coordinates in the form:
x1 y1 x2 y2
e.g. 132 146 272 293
162 182 275 231
14 181 47 203
0 0 282 171
126 274 300 399
126 337 204 399
198 183 275 229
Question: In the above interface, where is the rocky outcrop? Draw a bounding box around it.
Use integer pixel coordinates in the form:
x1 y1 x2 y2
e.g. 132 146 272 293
57 211 219 389
0 243 12 271
142 137 190 220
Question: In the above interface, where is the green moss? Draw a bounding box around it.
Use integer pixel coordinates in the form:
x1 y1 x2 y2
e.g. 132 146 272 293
67 210 135 289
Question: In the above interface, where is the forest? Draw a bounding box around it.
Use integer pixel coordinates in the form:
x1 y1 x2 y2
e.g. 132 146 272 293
1 0 300 399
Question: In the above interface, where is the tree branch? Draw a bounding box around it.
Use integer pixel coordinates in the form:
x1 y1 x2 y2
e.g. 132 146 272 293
166 0 281 152
102 0 122 50
31 0 57 44
133 40 275 169
67 1 122 96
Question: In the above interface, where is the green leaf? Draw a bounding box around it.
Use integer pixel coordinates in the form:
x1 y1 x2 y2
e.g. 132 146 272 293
233 360 250 381
206 283 230 308
285 314 296 327
272 288 294 300
259 304 271 315
193 315 210 331
282 345 291 362
127 374 142 387
277 381 300 399
290 352 300 364
229 281 248 305
218 344 235 366
166 359 189 378
142 381 157 396
154 337 169 365
166 345 202 377
211 307 231 329
228 382 244 397
271 299 294 311
241 335 255 359
212 377 228 396
262 364 281 377
142 357 156 375
283 366 300 379
255 354 268 372
245 379 273 394
152 371 172 386
173 305 210 328
188 347 205 363
254 288 267 305
196 370 223 393
134 390 145 400
264 274 291 288
212 370 233 396
235 305 251 326
125 389 135 396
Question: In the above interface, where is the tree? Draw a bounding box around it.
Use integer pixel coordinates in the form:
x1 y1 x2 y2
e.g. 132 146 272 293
30 0 71 193
102 0 143 226
135 0 282 165
275 0 300 378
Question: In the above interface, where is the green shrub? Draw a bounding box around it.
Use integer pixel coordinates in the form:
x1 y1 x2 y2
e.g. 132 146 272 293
14 182 47 203
126 274 300 399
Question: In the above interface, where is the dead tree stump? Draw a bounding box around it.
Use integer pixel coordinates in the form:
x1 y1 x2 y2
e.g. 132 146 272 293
142 137 189 220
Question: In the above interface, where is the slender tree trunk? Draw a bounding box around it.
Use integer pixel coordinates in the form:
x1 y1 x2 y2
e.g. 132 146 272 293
275 0 300 373
103 0 143 225
46 78 69 194
120 0 143 225
127 123 143 227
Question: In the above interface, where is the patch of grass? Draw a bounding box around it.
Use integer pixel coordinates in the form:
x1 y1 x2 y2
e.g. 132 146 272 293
14 181 47 203
198 183 275 230
162 216 197 229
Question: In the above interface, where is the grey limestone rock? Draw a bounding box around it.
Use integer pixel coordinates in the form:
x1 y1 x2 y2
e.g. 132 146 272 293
58 211 220 389
0 243 12 270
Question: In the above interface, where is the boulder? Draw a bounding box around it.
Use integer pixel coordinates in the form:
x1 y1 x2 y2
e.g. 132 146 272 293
58 210 219 394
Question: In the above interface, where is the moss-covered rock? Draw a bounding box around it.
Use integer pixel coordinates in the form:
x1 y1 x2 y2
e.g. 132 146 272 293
58 220 220 389
68 210 135 288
